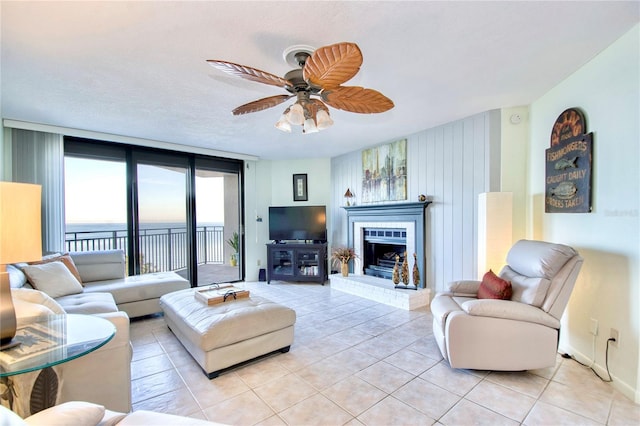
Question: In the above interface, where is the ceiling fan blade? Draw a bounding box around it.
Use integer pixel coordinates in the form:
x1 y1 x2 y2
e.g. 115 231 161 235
303 42 363 89
207 60 291 89
232 94 293 116
321 86 394 114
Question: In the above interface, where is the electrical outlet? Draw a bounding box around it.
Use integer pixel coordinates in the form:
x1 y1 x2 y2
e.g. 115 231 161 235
257 259 261 266
590 318 598 336
610 328 619 347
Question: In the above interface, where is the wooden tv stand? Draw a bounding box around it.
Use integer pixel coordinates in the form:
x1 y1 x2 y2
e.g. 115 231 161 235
266 242 328 284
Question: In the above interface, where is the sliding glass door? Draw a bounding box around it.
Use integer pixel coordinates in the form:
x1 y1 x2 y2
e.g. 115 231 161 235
194 159 242 285
134 156 189 276
64 137 244 286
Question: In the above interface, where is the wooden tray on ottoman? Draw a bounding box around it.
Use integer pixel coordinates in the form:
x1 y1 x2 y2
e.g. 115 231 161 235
194 286 250 306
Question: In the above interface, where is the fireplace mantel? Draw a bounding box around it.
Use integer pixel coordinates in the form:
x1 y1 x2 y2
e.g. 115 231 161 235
343 201 431 216
343 201 431 288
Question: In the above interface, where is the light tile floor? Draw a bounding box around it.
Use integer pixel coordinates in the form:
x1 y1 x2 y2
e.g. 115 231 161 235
130 282 639 425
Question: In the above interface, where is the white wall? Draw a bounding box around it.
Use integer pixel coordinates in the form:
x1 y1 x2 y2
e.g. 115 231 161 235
243 157 332 281
528 24 639 401
331 110 502 292
500 106 530 243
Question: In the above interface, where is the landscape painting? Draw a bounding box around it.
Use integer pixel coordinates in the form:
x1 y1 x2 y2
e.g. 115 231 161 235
362 139 407 203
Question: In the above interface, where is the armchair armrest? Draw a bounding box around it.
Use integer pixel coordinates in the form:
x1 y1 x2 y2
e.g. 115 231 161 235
446 280 481 296
460 299 560 329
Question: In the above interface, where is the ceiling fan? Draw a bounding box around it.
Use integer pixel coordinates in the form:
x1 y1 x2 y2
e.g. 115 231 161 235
207 42 394 133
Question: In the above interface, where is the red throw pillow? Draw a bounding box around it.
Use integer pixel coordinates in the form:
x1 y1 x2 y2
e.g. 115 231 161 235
478 270 512 300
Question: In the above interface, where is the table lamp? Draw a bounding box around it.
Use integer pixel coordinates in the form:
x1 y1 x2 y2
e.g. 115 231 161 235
0 182 42 350
344 188 354 206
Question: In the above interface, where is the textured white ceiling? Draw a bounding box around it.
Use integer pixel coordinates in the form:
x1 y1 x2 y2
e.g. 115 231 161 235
2 1 638 160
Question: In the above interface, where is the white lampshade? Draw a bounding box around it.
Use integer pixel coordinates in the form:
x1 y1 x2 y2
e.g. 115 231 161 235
286 103 305 125
275 115 292 132
477 192 512 279
0 182 42 264
303 117 318 133
316 109 334 130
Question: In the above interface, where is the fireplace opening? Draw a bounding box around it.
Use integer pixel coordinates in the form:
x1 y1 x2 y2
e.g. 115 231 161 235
363 228 406 279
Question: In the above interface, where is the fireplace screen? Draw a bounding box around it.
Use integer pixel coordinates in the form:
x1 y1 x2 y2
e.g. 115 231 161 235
362 228 407 279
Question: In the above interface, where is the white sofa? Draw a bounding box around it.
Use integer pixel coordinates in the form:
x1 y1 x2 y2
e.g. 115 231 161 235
0 401 223 425
430 239 583 371
9 249 190 318
6 249 190 413
10 288 132 413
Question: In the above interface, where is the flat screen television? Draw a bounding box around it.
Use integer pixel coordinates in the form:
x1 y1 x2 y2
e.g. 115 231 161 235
269 205 327 242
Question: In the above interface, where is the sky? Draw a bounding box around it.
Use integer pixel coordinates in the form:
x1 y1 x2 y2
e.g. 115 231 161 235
65 157 225 224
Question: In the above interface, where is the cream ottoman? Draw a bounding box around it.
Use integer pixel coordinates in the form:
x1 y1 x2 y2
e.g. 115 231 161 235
159 288 296 378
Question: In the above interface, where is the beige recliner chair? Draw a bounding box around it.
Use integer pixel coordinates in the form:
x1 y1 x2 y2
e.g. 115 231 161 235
430 239 583 371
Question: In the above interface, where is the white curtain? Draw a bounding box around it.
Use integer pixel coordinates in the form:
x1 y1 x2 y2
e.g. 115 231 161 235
10 129 65 254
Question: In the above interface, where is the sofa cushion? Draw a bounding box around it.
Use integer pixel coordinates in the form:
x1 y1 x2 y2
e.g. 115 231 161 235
55 292 118 315
21 261 84 299
83 272 190 305
0 405 25 426
13 298 55 323
7 264 28 288
24 401 105 426
116 410 224 425
27 253 84 286
71 250 126 283
477 270 512 300
11 288 66 315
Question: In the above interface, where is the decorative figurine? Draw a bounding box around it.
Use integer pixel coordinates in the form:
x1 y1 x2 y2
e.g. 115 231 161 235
392 255 400 285
401 251 409 285
412 253 420 287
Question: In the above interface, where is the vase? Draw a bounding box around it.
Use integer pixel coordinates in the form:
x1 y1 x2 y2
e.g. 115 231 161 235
341 262 349 277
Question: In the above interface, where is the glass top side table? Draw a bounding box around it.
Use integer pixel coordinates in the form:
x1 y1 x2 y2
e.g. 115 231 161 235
0 314 115 377
0 314 115 417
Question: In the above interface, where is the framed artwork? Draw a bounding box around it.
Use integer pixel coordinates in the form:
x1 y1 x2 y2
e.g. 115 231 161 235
362 139 407 203
293 174 308 201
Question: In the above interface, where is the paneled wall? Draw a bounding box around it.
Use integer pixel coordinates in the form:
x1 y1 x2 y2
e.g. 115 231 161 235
331 110 501 292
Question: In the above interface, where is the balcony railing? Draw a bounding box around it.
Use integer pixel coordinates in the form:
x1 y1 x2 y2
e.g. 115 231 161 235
65 226 225 273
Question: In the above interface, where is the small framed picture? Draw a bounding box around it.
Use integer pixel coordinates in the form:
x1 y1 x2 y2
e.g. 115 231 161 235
293 174 308 201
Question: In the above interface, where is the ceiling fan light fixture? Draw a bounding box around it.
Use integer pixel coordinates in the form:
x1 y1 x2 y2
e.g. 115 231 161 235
275 114 292 132
208 41 393 136
316 109 333 130
286 103 305 125
303 117 318 134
